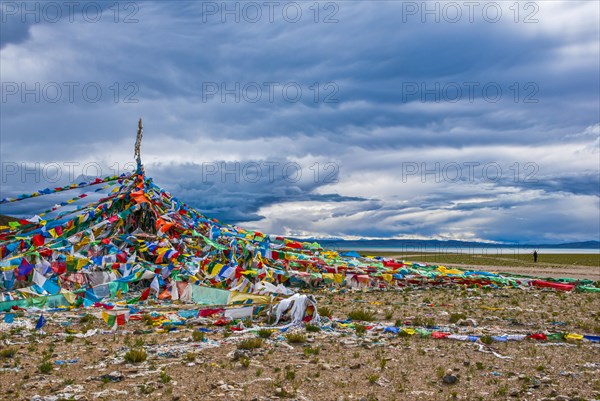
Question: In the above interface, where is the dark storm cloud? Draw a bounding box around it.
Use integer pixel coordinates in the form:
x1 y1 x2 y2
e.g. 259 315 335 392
0 1 598 242
144 160 368 223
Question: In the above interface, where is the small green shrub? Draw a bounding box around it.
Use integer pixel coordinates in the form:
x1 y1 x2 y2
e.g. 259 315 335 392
142 314 154 326
139 383 154 395
0 348 17 358
124 348 147 364
303 346 320 357
348 309 375 322
317 306 333 317
79 314 95 324
257 328 273 339
367 373 379 384
192 331 205 342
449 313 466 324
39 362 53 374
284 366 296 381
240 356 251 368
479 335 493 345
159 370 171 383
237 338 263 350
305 324 321 332
285 333 307 344
355 324 367 336
412 316 435 327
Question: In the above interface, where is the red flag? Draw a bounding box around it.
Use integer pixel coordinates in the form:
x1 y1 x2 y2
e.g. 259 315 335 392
115 313 128 325
198 308 224 317
32 234 45 247
139 287 151 301
528 333 547 341
51 261 66 274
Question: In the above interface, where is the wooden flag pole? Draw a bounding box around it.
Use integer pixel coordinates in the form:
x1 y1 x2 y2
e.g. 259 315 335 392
134 118 143 169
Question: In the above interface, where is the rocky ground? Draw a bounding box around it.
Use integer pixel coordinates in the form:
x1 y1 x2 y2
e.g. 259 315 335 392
1 285 599 401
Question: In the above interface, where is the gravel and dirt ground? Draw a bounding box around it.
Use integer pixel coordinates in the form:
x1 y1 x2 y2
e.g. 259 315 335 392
1 277 599 401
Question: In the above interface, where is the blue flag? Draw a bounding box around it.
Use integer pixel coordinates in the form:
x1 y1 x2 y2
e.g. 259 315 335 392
4 314 14 324
35 314 47 330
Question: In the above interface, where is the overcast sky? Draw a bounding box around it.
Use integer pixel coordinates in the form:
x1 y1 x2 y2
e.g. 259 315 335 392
1 1 598 243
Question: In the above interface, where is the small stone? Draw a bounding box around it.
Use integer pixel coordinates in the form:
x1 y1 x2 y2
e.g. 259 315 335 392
231 350 246 361
442 374 458 385
99 371 123 382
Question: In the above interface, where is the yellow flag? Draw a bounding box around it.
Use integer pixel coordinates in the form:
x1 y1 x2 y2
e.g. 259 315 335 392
76 258 87 270
565 333 583 341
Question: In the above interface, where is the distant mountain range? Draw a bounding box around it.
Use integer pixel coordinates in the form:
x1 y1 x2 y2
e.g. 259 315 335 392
303 238 600 250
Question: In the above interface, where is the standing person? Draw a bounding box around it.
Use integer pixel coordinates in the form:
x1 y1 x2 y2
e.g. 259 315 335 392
533 250 538 263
